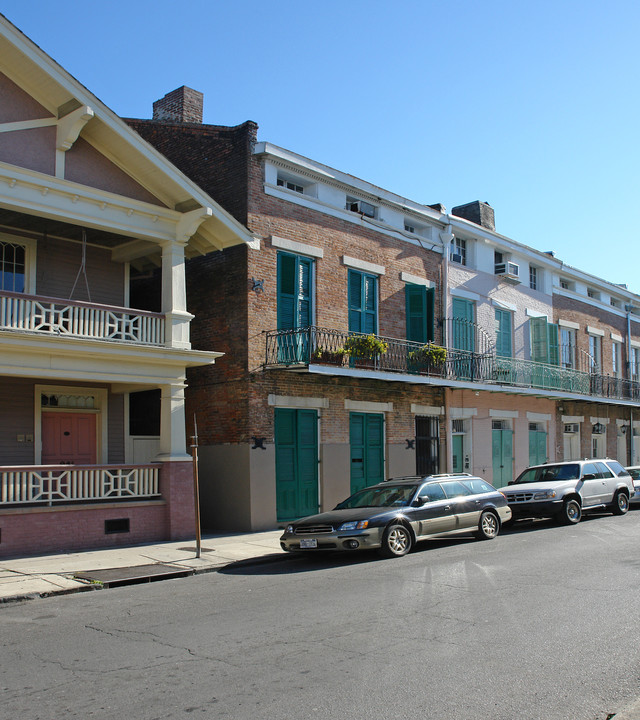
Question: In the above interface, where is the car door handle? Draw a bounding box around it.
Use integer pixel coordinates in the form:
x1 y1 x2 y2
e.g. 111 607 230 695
444 505 451 511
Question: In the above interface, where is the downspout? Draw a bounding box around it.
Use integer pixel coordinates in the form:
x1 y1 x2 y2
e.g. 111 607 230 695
440 223 455 472
626 305 635 465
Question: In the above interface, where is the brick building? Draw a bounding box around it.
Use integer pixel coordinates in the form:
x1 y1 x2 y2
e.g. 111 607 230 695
126 88 640 532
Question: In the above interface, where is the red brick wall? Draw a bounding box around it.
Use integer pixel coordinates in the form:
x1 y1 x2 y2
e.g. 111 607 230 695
0 502 167 559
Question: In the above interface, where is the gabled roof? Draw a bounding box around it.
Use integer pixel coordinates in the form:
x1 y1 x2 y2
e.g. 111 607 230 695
0 14 255 257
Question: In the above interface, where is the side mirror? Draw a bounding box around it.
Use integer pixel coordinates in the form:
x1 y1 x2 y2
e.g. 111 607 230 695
582 473 597 481
412 497 429 506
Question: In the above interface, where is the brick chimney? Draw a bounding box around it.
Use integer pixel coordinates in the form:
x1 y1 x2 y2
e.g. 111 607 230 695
452 201 495 231
152 86 203 124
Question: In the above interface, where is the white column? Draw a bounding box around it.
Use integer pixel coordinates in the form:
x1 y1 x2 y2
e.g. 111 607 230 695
156 382 191 461
161 239 194 349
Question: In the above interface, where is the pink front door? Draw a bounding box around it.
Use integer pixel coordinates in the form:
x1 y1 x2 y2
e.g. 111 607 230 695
41 412 97 465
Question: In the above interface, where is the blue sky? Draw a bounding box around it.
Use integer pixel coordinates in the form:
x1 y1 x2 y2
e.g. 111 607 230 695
3 1 639 292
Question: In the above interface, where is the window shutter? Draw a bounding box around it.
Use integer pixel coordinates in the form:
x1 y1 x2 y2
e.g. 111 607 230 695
405 285 427 343
426 287 435 342
548 323 559 366
277 254 296 331
530 316 549 363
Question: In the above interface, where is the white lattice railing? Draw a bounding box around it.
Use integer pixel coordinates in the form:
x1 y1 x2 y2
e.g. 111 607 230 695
0 292 165 345
0 465 161 506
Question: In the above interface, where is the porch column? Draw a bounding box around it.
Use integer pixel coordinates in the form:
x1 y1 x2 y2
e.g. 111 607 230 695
156 382 191 461
161 238 193 349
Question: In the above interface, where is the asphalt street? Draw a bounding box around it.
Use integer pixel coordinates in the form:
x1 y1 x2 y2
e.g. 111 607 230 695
1 509 639 720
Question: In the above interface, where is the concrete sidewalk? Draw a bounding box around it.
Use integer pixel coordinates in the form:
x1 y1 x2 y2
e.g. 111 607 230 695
0 529 284 603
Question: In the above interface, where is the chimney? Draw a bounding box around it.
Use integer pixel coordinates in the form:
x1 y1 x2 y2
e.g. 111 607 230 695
152 86 203 124
451 201 495 231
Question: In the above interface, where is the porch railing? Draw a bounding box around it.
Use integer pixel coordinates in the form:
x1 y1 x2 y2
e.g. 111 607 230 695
0 291 165 345
0 464 160 506
264 326 640 402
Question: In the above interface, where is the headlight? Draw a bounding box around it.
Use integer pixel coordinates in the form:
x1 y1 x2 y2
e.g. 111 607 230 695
533 490 557 500
285 525 294 533
337 520 369 531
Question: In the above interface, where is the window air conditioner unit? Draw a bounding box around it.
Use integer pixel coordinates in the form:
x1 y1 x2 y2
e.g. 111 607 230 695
564 423 580 434
451 253 463 264
495 261 520 279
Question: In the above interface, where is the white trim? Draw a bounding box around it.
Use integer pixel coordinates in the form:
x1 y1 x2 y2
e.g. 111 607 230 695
271 235 324 259
526 308 548 318
611 332 623 342
450 407 478 419
451 288 480 302
558 319 580 330
342 255 385 276
527 412 552 422
587 326 605 337
561 415 584 423
630 339 640 349
491 298 517 312
0 231 37 293
34 384 108 464
268 394 329 409
489 409 519 419
400 272 434 288
589 417 610 425
411 404 443 416
344 399 392 413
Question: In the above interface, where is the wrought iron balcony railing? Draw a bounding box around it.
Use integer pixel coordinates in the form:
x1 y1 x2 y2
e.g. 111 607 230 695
264 326 640 402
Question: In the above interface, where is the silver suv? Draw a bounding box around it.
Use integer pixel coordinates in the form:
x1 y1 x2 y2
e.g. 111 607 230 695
503 459 633 525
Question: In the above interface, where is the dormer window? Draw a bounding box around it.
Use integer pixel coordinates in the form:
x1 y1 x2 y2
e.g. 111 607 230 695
346 196 377 218
277 176 304 194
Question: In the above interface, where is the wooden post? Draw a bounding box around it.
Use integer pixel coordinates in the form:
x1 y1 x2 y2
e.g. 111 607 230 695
191 415 202 558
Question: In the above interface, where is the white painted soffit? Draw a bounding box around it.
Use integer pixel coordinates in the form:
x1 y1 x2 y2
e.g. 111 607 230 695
0 15 254 254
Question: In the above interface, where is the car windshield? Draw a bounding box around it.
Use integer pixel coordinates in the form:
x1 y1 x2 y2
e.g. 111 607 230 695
514 464 581 483
335 485 416 509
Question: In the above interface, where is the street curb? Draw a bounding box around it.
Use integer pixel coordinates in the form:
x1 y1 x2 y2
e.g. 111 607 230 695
612 698 640 720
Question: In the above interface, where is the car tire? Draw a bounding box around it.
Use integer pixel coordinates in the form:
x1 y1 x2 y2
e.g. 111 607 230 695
611 490 629 516
475 510 500 540
558 498 582 525
378 523 413 558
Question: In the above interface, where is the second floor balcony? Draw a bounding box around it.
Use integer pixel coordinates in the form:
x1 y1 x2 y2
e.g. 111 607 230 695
0 290 165 346
264 326 640 404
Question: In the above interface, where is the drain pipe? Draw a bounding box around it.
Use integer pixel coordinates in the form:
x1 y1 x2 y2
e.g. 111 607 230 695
440 224 454 472
626 305 636 466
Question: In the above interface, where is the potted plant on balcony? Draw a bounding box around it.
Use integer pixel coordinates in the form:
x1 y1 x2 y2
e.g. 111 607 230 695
344 334 388 367
311 347 347 366
408 343 447 374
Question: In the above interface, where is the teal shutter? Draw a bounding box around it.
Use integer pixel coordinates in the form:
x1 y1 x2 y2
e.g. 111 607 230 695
348 269 377 334
277 253 312 330
452 298 475 351
426 287 435 342
548 323 559 366
495 308 512 358
349 413 384 494
405 285 427 343
530 316 548 363
275 408 318 521
529 429 547 465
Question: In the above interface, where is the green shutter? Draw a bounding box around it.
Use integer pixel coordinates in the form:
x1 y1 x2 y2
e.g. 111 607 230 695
426 286 435 342
405 284 427 343
495 308 512 358
548 323 559 366
452 297 475 351
530 316 549 363
350 413 384 493
277 253 312 330
275 408 318 521
348 270 377 334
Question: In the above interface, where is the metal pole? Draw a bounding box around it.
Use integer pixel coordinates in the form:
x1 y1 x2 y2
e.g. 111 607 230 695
191 414 202 559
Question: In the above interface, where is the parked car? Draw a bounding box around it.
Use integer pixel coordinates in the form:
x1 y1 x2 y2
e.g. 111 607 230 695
502 459 633 525
625 466 640 505
280 474 512 559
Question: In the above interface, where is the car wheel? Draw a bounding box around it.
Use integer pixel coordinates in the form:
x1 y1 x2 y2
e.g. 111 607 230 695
475 510 499 540
378 523 413 558
558 498 582 525
612 490 629 516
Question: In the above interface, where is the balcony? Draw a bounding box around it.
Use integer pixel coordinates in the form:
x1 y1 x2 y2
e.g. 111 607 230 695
264 326 640 403
0 464 160 507
0 291 165 346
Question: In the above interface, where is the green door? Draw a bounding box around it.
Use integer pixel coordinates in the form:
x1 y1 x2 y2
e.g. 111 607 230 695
349 413 384 494
492 427 513 488
275 408 318 521
495 308 512 358
451 435 464 473
529 428 547 465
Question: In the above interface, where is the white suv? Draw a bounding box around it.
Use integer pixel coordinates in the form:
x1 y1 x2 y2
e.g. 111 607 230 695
503 459 633 525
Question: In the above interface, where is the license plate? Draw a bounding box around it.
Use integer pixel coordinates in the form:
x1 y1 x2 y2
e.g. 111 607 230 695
300 538 318 549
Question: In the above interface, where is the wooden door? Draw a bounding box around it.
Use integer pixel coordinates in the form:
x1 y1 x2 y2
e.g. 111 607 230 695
42 412 97 465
